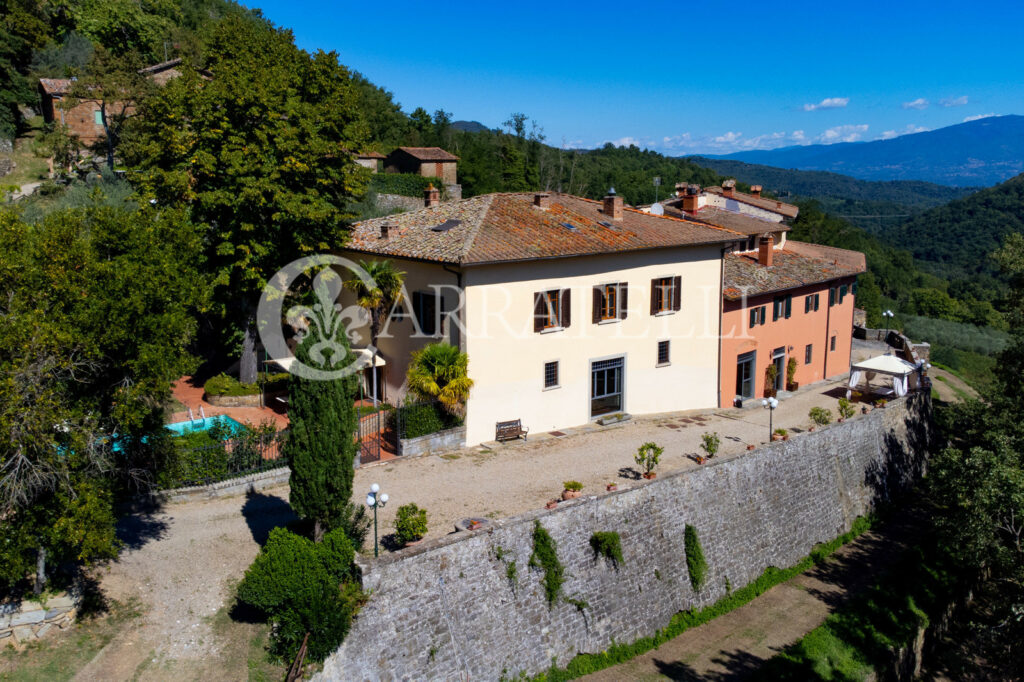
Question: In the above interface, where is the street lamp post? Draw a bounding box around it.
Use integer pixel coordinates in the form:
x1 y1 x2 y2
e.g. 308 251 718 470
882 310 895 342
762 396 778 441
366 483 389 558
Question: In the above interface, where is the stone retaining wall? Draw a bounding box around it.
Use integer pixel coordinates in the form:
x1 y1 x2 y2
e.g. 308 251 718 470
399 426 466 458
316 393 932 681
1 591 78 648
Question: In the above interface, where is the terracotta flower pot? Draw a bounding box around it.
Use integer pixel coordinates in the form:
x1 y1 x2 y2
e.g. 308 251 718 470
643 472 657 480
771 434 783 442
837 417 845 423
783 435 790 441
606 484 618 492
545 500 558 510
695 456 706 465
561 489 582 500
746 444 756 450
808 426 816 432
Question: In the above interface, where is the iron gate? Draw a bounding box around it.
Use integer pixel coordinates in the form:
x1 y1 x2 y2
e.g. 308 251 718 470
357 406 397 464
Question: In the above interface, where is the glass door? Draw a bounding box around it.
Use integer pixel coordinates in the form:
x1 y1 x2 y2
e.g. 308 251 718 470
772 347 786 391
591 357 624 417
736 351 756 400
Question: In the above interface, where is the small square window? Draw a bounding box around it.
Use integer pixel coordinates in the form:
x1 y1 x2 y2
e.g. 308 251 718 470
805 344 813 364
657 340 670 366
544 361 559 389
830 335 837 352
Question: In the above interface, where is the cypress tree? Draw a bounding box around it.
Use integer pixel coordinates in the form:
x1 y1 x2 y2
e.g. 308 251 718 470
284 325 359 542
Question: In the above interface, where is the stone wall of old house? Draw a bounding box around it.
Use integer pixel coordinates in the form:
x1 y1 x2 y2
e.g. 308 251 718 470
316 393 931 681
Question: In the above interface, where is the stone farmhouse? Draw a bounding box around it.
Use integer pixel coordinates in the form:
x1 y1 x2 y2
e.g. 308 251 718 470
385 146 459 185
338 181 865 445
38 58 185 146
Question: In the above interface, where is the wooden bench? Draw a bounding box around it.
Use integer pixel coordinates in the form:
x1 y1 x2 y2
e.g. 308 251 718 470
495 419 528 442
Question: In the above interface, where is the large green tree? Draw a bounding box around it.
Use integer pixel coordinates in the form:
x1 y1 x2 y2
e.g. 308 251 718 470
123 14 370 383
0 202 205 590
284 298 360 542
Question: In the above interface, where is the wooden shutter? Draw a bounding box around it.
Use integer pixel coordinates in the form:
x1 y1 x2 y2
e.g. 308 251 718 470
759 305 766 325
672 276 681 311
829 287 836 306
592 286 602 323
650 279 659 315
785 295 792 319
749 308 757 328
561 288 571 328
619 283 628 320
533 292 545 332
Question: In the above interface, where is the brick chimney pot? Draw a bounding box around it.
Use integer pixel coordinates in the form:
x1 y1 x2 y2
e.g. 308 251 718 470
534 193 550 210
758 233 774 267
603 192 623 220
424 183 441 208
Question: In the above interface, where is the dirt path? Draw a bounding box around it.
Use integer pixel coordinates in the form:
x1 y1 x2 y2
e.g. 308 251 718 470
583 514 919 681
929 366 978 403
72 491 295 681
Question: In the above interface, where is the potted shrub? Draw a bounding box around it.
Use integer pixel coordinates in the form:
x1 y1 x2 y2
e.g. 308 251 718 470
874 398 888 408
700 432 721 460
786 357 799 391
394 503 428 546
808 406 832 431
635 441 663 479
837 397 856 422
764 364 779 398
772 428 788 442
606 482 618 492
562 480 583 500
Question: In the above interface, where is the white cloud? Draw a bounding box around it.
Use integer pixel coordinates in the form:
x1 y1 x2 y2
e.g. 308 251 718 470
713 131 743 144
816 124 869 143
963 112 996 122
608 136 642 147
902 98 929 110
791 130 807 143
940 95 969 107
803 97 849 111
879 124 928 140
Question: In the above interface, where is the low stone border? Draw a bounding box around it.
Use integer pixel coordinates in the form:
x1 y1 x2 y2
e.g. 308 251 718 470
1 591 78 648
158 466 290 503
399 426 466 458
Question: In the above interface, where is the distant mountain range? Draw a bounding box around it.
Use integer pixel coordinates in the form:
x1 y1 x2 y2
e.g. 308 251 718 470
687 157 976 231
700 115 1024 187
452 120 490 133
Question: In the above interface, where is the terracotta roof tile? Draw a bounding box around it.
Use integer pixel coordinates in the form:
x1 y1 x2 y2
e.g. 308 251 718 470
723 240 865 300
394 146 459 161
346 193 742 265
38 78 73 96
705 186 799 218
662 203 789 236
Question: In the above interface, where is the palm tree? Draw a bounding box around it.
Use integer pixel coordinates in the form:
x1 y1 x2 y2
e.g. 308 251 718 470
406 343 474 416
343 260 405 406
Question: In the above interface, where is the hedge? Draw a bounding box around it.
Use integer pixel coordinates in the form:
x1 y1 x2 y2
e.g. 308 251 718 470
369 173 447 198
394 402 463 439
203 372 290 397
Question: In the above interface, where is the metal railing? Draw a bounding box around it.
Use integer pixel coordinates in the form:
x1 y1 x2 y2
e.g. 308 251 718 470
167 430 289 488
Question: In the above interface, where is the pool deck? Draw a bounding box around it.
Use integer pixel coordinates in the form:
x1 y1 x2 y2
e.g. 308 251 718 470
170 376 290 430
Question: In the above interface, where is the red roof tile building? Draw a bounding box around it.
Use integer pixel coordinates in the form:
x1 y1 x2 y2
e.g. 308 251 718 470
385 146 459 185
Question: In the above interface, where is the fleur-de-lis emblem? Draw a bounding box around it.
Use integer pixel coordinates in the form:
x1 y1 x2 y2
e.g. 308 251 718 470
289 269 348 369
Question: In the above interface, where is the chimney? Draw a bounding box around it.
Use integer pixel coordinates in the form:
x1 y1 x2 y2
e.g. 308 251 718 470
380 223 390 239
533 193 551 210
750 185 762 198
681 185 700 212
674 182 687 197
424 183 440 208
758 233 774 267
603 187 623 220
723 178 736 198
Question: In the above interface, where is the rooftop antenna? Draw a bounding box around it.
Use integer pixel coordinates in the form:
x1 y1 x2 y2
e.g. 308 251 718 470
653 176 661 203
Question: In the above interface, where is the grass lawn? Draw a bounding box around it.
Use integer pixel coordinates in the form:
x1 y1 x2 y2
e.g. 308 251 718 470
2 117 51 191
0 598 142 682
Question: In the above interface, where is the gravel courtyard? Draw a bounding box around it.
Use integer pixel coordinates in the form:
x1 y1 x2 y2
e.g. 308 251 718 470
66 375 882 679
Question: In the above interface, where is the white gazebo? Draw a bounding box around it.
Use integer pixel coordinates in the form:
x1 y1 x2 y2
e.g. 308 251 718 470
847 354 922 398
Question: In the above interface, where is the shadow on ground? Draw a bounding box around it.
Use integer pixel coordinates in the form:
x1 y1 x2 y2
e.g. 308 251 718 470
116 499 170 551
241 489 298 546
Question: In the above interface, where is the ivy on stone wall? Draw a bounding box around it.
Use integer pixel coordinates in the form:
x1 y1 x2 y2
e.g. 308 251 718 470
685 524 708 591
529 521 564 606
590 532 624 569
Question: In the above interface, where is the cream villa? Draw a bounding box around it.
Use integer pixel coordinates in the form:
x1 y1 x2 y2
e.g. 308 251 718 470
339 190 743 446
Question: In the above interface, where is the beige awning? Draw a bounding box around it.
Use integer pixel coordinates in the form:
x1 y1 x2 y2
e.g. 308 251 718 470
265 348 385 373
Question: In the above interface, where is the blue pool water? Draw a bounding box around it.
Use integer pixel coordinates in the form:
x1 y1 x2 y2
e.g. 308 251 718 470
165 415 247 438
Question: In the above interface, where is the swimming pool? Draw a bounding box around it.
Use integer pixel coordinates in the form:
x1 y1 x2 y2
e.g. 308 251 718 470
165 415 247 438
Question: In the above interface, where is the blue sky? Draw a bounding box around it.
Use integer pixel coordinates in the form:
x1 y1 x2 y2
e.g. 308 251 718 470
252 0 1024 155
